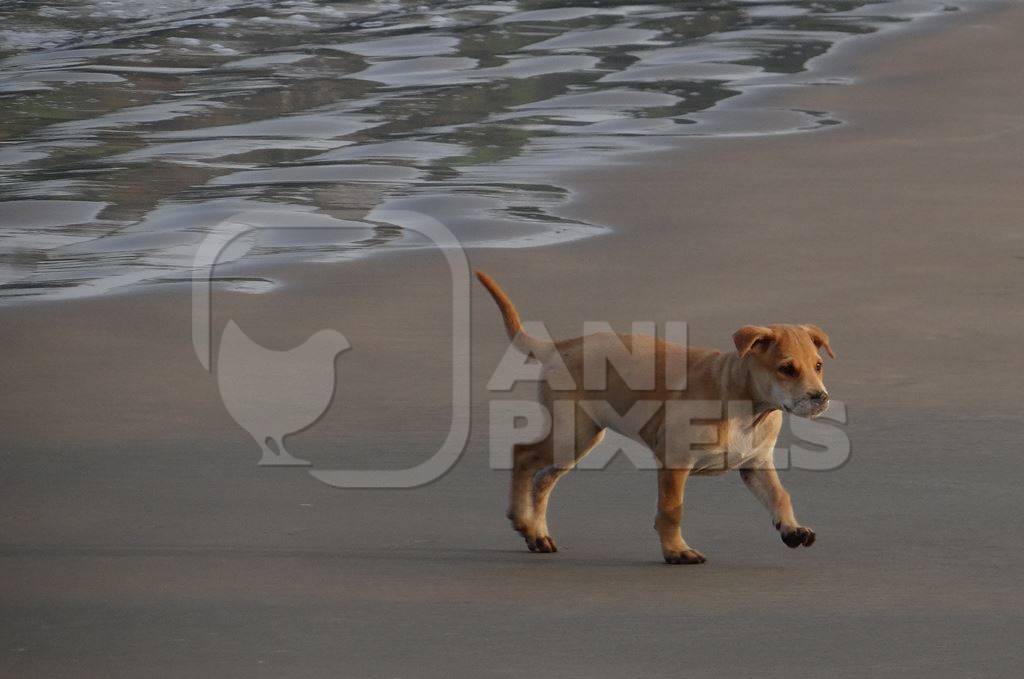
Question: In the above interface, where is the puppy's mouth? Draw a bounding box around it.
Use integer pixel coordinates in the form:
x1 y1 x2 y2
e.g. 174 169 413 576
807 404 829 419
784 400 830 419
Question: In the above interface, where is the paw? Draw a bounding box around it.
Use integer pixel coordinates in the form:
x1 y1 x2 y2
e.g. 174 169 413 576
526 535 558 553
663 549 706 565
780 526 816 549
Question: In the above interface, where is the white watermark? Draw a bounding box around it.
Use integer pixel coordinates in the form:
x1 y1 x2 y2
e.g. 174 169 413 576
194 210 849 489
192 209 469 487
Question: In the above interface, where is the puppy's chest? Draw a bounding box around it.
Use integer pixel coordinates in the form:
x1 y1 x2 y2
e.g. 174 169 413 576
689 418 778 475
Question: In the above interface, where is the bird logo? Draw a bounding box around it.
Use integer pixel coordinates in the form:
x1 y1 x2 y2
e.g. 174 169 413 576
193 208 470 486
216 320 350 466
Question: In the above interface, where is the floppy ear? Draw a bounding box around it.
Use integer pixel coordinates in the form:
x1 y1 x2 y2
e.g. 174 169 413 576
733 326 775 358
802 324 835 359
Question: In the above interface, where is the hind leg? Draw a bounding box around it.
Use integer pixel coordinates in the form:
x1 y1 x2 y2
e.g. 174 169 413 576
527 426 606 553
508 441 546 536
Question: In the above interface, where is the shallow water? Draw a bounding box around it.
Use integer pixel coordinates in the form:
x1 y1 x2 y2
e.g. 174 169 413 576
0 0 960 301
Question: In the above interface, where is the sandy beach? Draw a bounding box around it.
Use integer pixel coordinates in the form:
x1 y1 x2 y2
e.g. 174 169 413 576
3 3 1023 677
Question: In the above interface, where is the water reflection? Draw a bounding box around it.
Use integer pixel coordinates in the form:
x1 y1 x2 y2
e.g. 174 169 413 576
0 0 957 300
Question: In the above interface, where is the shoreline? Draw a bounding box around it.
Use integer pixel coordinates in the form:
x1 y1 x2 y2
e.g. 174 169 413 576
0 0 997 308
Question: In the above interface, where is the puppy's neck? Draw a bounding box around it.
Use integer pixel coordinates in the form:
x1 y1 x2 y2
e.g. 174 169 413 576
728 352 779 428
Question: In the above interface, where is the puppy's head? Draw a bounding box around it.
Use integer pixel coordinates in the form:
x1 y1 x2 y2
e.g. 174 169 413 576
733 323 834 418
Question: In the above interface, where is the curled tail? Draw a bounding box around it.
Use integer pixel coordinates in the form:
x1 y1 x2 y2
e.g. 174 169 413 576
476 271 552 357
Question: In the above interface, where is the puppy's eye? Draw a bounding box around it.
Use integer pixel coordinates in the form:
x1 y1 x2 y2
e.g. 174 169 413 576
815 362 823 373
778 364 798 378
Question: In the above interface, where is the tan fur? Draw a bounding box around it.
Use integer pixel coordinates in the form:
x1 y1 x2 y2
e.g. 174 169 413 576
478 271 833 563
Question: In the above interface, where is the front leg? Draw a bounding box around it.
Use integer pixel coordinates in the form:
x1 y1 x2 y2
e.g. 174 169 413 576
739 465 816 549
655 468 705 564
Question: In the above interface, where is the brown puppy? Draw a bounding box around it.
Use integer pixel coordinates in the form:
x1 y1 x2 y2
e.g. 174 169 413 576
477 271 834 564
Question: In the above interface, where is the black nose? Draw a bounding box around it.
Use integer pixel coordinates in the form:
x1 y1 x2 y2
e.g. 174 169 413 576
808 390 828 402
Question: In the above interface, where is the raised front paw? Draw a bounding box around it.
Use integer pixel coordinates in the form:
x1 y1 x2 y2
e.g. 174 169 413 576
780 526 816 549
663 548 706 565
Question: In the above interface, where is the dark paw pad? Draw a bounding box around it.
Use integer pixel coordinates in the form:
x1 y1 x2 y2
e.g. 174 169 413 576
664 549 706 565
527 535 557 553
781 527 816 548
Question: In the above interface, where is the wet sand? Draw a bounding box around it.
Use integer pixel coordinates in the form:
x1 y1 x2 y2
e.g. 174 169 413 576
3 4 1024 677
